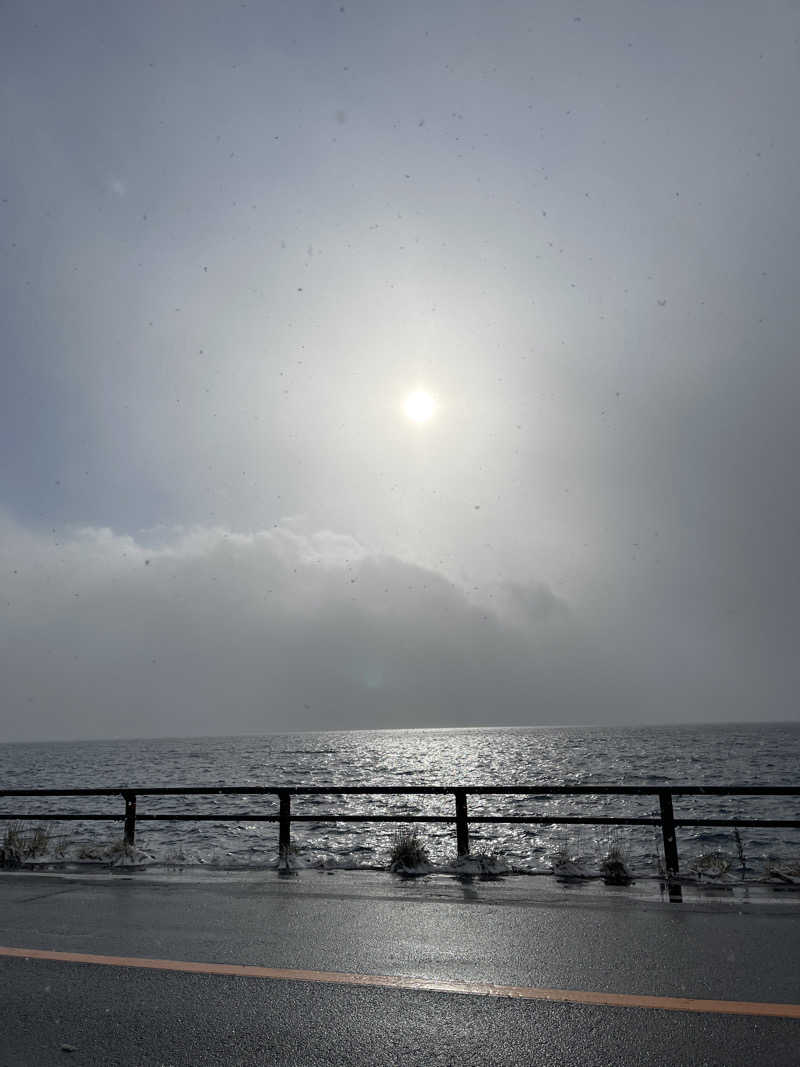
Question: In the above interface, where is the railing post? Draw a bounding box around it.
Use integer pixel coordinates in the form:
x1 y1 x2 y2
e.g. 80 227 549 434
454 789 469 857
658 789 682 902
278 790 291 869
122 791 136 848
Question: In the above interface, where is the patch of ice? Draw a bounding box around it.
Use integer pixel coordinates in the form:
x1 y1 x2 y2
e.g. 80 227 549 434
446 852 509 876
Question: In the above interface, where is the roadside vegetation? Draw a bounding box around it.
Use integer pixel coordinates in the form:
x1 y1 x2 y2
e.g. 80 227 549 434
388 829 431 874
0 823 146 869
600 846 633 885
2 818 797 884
77 839 137 863
0 822 54 868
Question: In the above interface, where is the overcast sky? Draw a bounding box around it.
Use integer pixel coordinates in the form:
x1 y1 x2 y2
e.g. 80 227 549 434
2 1 799 741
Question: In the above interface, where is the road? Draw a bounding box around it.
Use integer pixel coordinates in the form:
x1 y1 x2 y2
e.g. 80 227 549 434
0 870 798 1065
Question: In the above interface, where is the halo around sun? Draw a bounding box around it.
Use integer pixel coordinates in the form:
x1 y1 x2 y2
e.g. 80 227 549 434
404 390 436 422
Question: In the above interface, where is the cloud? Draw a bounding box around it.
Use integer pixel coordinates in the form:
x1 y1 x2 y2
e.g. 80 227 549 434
1 516 589 741
3 507 797 741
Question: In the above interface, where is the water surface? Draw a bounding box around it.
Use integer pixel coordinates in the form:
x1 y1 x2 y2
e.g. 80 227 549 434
1 723 798 875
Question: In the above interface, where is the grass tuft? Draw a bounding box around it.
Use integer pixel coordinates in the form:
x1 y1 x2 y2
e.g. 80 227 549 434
601 846 633 885
77 839 137 863
692 851 732 879
765 856 800 884
550 847 590 880
388 829 431 874
1 822 52 867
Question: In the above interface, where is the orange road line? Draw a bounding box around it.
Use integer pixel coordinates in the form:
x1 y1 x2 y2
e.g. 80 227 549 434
1 945 799 1020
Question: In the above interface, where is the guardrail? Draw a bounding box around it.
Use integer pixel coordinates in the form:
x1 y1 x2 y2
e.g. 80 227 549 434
2 784 799 902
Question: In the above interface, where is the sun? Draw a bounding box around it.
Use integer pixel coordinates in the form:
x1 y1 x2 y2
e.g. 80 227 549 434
403 390 436 422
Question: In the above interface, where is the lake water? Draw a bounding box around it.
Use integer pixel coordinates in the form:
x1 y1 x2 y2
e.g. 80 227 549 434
1 723 798 877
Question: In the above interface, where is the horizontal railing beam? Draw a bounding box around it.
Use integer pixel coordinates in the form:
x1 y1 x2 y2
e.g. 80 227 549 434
0 813 125 821
2 784 798 797
4 812 797 831
674 818 800 828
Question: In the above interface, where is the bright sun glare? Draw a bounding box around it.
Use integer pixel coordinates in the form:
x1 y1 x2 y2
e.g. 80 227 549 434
404 390 436 422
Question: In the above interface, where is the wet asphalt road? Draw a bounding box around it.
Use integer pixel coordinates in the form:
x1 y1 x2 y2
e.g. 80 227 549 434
0 871 798 1065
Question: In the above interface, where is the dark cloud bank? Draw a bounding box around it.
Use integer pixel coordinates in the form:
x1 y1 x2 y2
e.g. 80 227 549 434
1 516 791 742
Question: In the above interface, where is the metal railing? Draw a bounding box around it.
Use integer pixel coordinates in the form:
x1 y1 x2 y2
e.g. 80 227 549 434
2 784 799 902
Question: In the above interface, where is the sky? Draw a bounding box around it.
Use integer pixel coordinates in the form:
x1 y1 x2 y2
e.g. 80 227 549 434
2 0 799 741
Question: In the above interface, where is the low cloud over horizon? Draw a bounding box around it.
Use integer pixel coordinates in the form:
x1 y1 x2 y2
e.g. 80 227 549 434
1 513 791 742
